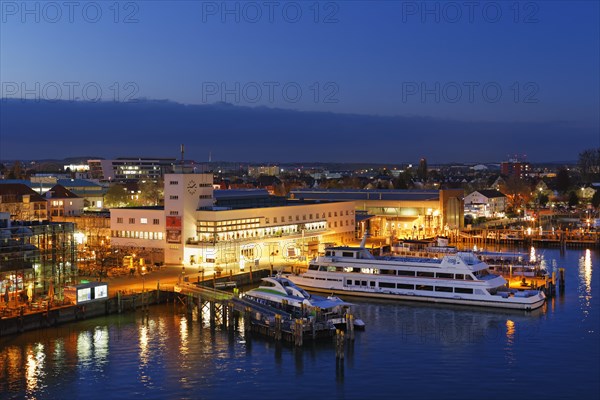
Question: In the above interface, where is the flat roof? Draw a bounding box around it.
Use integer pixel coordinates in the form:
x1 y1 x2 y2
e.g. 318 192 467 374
291 189 440 201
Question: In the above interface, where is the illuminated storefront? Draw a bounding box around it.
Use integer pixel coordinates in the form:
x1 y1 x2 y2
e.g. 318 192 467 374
0 214 77 302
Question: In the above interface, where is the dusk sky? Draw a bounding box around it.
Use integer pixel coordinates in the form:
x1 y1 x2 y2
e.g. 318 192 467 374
1 1 599 163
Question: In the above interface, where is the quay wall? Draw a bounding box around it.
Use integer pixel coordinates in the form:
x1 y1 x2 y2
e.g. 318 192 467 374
0 269 270 338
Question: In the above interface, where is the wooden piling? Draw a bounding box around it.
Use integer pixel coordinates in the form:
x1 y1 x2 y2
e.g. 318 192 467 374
274 314 282 341
335 329 345 363
559 268 565 292
346 313 355 341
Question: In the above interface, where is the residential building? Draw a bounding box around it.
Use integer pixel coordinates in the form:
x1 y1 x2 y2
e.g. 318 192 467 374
57 179 106 210
44 185 85 218
0 183 48 221
464 190 507 218
501 160 531 178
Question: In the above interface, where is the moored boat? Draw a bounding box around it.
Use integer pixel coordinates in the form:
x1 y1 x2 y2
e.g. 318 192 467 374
244 275 365 329
285 238 545 311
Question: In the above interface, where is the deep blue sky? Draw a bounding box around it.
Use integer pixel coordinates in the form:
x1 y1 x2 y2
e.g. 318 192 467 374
1 1 599 163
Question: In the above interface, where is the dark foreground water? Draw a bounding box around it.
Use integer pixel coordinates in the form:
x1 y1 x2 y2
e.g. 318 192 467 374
1 248 599 400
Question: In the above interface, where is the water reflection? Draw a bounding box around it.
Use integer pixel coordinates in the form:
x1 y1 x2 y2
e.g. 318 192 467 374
77 331 92 367
506 320 516 345
138 323 149 368
0 247 597 400
26 343 46 397
578 249 593 317
504 320 516 365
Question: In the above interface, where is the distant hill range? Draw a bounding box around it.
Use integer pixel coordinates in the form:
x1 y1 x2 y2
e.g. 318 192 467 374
0 99 589 164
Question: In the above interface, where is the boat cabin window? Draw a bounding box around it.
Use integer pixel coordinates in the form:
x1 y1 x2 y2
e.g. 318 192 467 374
318 266 327 271
455 274 464 280
416 285 433 291
454 287 473 294
346 279 352 285
380 269 395 275
436 273 453 279
326 251 332 256
355 280 361 285
370 281 375 287
361 268 375 274
353 268 361 273
434 286 453 292
308 264 319 271
342 251 354 258
473 269 490 279
397 283 414 290
417 271 435 278
397 270 415 277
361 281 367 286
380 282 395 288
465 275 474 281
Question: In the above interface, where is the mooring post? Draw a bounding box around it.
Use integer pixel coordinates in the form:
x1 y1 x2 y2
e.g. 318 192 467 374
559 268 565 292
274 314 282 341
156 281 160 304
210 301 216 327
346 314 355 341
117 290 122 314
336 329 345 363
227 301 235 330
244 306 251 335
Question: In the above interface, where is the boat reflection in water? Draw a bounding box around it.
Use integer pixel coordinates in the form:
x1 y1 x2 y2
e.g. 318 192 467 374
353 297 545 349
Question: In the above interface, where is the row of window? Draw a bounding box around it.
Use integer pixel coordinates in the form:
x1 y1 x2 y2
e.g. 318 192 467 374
345 279 474 294
169 181 211 187
112 230 164 240
116 217 160 225
199 218 260 227
308 264 476 280
265 210 354 225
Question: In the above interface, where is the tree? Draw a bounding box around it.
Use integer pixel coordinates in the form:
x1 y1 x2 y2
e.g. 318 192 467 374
592 190 600 209
537 192 549 207
568 191 579 208
578 148 600 183
500 175 531 210
555 168 571 194
104 184 129 207
139 180 163 206
7 161 24 179
417 158 428 181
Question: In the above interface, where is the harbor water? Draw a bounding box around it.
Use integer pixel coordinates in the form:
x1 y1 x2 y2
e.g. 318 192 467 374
1 248 599 399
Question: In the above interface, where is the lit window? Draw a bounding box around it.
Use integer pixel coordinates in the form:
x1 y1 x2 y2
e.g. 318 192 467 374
140 218 148 224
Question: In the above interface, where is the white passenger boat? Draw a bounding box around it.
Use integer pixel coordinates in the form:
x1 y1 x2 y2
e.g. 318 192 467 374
244 276 365 329
285 238 546 311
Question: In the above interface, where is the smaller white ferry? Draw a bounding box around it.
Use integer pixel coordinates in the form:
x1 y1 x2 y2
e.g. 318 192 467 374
285 238 545 311
244 276 365 329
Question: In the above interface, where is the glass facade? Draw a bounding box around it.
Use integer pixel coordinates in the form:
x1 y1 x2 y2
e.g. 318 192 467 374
0 222 77 301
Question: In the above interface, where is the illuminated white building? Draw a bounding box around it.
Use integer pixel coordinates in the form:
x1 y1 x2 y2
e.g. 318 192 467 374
88 158 177 182
110 173 355 268
464 190 507 218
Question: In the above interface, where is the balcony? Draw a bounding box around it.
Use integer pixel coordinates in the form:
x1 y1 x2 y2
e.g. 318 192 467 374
186 224 327 245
